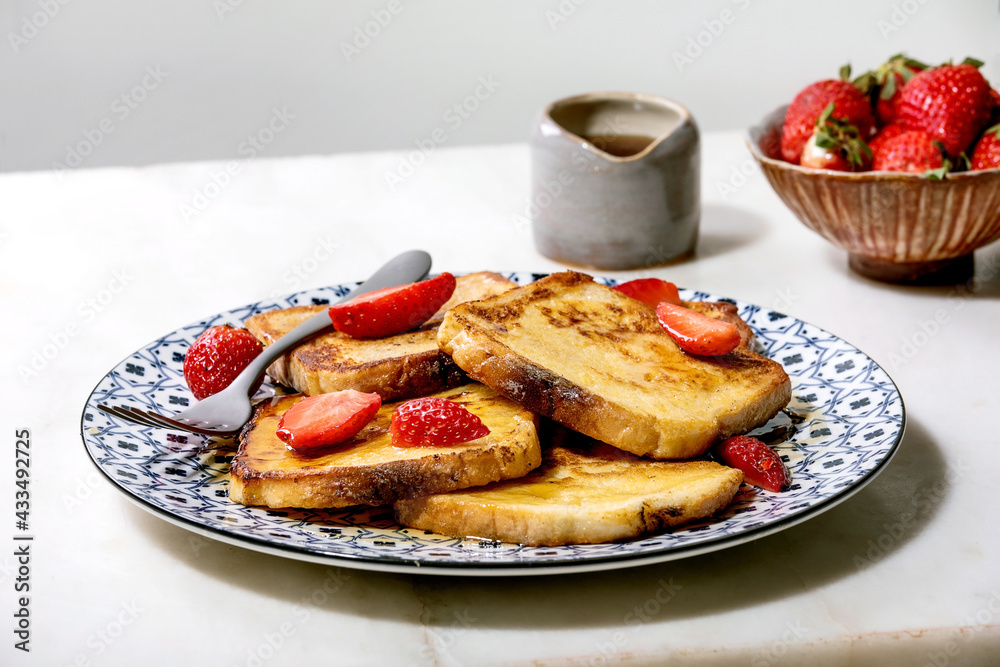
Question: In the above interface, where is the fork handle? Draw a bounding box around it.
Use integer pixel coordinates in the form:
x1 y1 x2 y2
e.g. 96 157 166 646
232 250 433 396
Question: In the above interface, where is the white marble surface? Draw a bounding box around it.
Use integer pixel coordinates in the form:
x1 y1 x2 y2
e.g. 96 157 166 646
2 132 999 666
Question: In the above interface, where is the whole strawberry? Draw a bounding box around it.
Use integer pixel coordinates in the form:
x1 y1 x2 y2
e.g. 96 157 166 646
781 78 874 164
868 123 906 155
183 325 263 400
970 124 1000 170
895 61 993 156
854 54 927 126
871 129 947 175
799 103 872 171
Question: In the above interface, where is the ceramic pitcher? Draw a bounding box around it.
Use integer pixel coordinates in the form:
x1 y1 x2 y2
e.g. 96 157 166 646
530 92 700 270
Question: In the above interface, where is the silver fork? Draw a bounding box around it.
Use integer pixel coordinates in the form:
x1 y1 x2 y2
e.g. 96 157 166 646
97 250 432 437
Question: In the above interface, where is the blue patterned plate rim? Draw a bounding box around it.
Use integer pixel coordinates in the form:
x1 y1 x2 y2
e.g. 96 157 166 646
79 272 906 577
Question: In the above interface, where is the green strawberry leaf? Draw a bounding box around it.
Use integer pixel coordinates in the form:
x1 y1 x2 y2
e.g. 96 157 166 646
880 74 897 100
925 157 952 180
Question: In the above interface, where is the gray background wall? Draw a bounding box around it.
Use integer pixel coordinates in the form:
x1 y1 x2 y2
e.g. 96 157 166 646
1 0 997 173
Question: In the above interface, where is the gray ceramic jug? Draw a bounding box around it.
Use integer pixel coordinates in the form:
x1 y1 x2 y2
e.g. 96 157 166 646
530 92 700 270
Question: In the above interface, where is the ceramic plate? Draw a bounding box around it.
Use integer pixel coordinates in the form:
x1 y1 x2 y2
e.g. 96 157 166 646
80 272 904 576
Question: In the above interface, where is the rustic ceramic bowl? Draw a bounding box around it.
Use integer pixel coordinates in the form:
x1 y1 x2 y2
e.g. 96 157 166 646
747 106 1000 284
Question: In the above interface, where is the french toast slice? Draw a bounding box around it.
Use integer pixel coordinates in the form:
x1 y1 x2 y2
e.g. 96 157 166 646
437 271 791 460
245 271 516 401
229 383 540 509
394 428 744 546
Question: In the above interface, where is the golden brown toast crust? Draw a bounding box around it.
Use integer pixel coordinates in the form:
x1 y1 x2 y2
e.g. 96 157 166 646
394 431 744 546
244 272 516 401
229 383 541 509
437 271 791 460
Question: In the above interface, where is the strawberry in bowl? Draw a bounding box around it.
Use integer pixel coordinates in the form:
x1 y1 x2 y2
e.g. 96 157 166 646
746 55 1000 284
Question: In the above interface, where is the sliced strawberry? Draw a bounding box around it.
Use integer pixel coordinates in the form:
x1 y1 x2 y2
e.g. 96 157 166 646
328 272 456 339
715 435 790 492
390 397 489 447
183 325 263 400
613 278 682 308
655 302 741 357
276 390 382 451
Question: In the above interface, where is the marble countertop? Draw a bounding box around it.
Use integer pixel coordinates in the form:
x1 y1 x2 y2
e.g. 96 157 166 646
2 132 999 666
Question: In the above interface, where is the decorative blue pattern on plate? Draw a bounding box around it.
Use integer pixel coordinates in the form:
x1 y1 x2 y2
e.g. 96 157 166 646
80 273 905 576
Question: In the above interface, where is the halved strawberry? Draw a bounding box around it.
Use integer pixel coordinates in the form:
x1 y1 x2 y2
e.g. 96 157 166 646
655 302 741 357
390 397 489 447
715 435 790 492
276 390 382 451
328 272 456 339
183 325 263 400
612 278 682 308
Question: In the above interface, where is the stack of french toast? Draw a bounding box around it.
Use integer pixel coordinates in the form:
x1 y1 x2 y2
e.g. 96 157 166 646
229 271 792 546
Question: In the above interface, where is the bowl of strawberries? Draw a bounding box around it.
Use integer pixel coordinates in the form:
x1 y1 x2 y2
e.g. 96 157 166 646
747 54 1000 284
